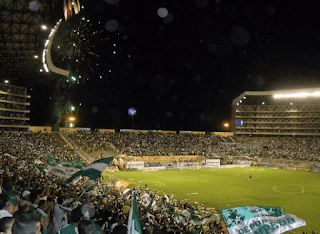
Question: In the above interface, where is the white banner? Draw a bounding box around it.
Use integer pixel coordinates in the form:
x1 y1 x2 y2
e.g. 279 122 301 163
47 165 80 178
127 161 144 170
221 206 306 234
206 159 220 166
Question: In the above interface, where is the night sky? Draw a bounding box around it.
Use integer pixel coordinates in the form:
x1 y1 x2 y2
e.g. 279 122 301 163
26 0 320 131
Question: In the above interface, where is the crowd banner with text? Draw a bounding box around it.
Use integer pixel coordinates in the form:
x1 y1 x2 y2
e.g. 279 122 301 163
120 129 134 132
220 164 250 169
124 155 202 162
213 132 234 137
191 131 206 135
59 127 77 133
29 126 52 133
127 161 145 170
76 127 90 131
148 130 162 133
99 129 116 133
162 130 177 134
221 206 306 234
133 129 149 133
206 159 220 166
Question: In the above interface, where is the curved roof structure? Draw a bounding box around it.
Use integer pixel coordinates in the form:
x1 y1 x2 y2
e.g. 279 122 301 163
0 0 61 80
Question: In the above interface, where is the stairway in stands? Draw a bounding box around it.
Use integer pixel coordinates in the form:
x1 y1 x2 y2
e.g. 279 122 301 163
54 132 92 163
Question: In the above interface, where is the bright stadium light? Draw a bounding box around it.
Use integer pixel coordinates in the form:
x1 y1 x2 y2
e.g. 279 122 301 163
274 92 320 99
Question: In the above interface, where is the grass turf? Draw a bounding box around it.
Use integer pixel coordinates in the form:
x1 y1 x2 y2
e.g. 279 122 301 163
103 166 320 233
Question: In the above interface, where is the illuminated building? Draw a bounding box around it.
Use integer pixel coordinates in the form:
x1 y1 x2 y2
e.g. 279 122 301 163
0 83 30 130
231 88 320 136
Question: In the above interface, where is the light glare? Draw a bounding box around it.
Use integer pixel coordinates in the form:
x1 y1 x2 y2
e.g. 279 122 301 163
274 92 320 99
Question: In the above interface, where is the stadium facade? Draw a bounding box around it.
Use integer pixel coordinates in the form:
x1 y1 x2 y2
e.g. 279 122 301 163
231 88 320 136
0 82 30 130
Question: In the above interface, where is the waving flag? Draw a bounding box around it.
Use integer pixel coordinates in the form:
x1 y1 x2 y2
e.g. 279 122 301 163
128 192 143 234
221 206 306 234
66 157 113 184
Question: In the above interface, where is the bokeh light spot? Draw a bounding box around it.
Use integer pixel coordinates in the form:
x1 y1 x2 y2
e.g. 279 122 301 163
29 0 40 11
162 13 174 24
92 107 98 113
104 0 120 5
105 19 119 32
230 26 250 45
265 5 275 16
194 0 208 8
157 7 169 18
208 44 218 53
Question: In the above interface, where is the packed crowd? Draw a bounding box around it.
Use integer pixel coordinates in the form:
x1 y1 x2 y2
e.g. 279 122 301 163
64 131 218 157
230 136 320 163
0 130 319 233
0 131 83 163
0 131 223 233
63 131 320 164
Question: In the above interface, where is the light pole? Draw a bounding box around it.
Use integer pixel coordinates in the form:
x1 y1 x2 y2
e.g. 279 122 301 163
128 107 137 129
224 123 230 132
68 116 76 128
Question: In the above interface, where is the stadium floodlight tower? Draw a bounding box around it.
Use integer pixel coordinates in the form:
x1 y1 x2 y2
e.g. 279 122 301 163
231 88 320 136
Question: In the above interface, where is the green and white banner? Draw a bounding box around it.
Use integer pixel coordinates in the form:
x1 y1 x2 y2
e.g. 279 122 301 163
46 156 85 178
221 206 306 234
66 157 114 184
47 156 85 169
128 192 143 234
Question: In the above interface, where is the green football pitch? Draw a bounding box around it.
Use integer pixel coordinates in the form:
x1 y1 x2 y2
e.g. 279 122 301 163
103 167 320 233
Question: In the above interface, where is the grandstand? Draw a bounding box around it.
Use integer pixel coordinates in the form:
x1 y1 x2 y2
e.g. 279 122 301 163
231 88 320 136
0 82 30 130
0 129 319 232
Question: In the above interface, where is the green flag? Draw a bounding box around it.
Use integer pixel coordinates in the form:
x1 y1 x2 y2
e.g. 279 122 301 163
66 157 113 184
128 192 143 234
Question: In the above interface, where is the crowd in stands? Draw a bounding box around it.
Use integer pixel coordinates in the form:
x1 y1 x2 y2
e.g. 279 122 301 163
64 131 218 157
0 131 82 162
0 131 224 233
0 130 320 233
63 131 320 165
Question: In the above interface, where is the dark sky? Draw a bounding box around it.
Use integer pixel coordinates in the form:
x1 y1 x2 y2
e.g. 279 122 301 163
27 0 320 131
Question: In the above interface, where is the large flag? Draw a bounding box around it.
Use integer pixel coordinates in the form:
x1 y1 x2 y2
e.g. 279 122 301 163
48 156 85 169
220 206 306 234
66 157 113 184
46 156 85 179
128 192 143 234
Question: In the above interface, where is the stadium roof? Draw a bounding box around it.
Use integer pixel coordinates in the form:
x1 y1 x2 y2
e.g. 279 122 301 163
232 88 320 106
0 0 61 81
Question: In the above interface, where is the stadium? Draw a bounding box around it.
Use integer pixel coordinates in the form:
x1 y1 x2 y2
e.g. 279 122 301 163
0 82 319 233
